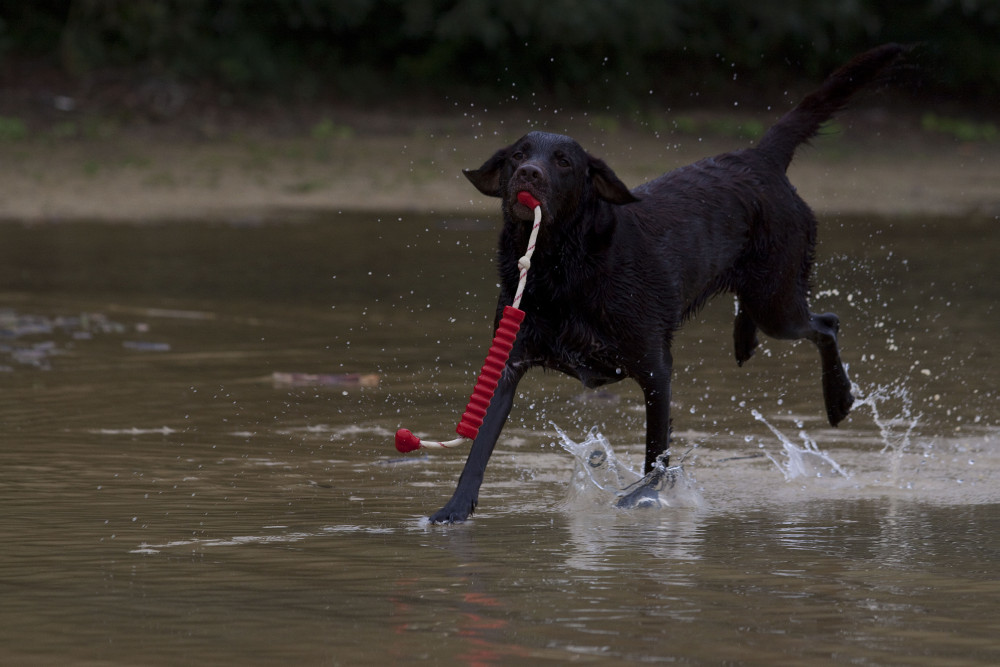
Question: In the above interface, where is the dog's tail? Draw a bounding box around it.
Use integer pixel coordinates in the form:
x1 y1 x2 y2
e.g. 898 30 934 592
757 44 906 171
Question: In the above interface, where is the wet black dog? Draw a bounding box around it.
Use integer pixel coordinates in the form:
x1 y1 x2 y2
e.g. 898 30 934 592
428 44 905 523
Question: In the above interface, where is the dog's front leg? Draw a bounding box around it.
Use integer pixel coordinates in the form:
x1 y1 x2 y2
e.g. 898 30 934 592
616 349 674 509
638 349 674 474
428 362 528 524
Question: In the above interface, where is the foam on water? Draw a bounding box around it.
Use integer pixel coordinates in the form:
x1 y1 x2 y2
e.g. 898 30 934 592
130 524 398 555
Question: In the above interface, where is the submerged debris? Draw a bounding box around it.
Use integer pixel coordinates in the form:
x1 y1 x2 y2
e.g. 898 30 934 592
0 309 133 370
123 341 172 352
272 371 380 388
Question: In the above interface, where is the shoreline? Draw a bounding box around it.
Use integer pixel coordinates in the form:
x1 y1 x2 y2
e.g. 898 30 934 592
1 109 997 223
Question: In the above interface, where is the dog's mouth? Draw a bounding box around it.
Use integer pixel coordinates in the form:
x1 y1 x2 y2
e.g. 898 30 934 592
511 189 543 221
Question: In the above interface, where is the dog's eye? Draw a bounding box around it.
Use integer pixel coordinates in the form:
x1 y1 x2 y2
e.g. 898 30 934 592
556 157 571 168
511 151 525 161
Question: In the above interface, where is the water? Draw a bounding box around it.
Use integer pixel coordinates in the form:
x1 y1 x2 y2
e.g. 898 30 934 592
1 213 998 664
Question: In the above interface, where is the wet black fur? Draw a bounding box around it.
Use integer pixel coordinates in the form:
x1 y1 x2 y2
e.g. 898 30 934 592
429 44 906 523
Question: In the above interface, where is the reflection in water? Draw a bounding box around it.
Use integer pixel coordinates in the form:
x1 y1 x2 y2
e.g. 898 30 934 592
0 214 998 664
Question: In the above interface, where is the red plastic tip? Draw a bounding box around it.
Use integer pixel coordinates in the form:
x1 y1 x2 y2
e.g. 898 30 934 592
395 428 422 453
516 191 540 210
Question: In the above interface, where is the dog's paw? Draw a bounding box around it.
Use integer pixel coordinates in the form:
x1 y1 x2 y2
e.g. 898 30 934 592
823 369 854 427
734 313 759 366
615 466 677 510
735 341 758 367
826 387 854 427
429 499 476 525
615 483 662 509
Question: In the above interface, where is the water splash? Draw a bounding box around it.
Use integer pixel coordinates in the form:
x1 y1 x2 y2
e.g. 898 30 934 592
851 382 921 484
751 410 851 481
751 381 922 486
554 424 637 495
552 423 702 510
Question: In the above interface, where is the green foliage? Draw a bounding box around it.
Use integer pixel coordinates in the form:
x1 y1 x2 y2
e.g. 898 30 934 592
311 118 354 141
0 115 28 140
0 1 996 107
922 113 998 143
667 115 766 140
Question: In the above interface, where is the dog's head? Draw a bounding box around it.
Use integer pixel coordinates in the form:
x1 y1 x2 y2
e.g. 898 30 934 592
463 131 638 222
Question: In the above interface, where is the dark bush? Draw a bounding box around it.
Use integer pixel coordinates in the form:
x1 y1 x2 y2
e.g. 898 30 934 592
0 1 995 108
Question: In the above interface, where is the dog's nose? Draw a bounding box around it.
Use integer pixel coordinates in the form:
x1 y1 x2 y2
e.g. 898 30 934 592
514 163 544 183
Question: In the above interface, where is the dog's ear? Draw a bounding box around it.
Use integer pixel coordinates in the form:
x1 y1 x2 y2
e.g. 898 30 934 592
589 156 640 205
462 148 507 198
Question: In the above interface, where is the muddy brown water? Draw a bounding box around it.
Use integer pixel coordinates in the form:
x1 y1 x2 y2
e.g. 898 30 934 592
1 213 997 664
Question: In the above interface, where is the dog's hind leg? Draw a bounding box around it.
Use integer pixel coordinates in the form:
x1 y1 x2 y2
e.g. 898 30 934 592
758 309 854 425
740 290 854 426
808 312 854 426
734 305 759 366
747 299 854 426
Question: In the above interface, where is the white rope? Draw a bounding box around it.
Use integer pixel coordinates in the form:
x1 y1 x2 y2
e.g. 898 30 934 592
512 204 542 309
416 436 467 449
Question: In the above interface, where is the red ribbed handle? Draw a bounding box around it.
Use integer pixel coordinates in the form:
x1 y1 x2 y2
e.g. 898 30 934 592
455 306 525 440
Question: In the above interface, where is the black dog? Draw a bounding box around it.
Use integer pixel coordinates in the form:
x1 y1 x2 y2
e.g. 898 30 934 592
426 44 905 523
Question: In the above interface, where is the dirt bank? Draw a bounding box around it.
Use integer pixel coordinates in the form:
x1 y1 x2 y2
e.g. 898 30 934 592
1 107 997 223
